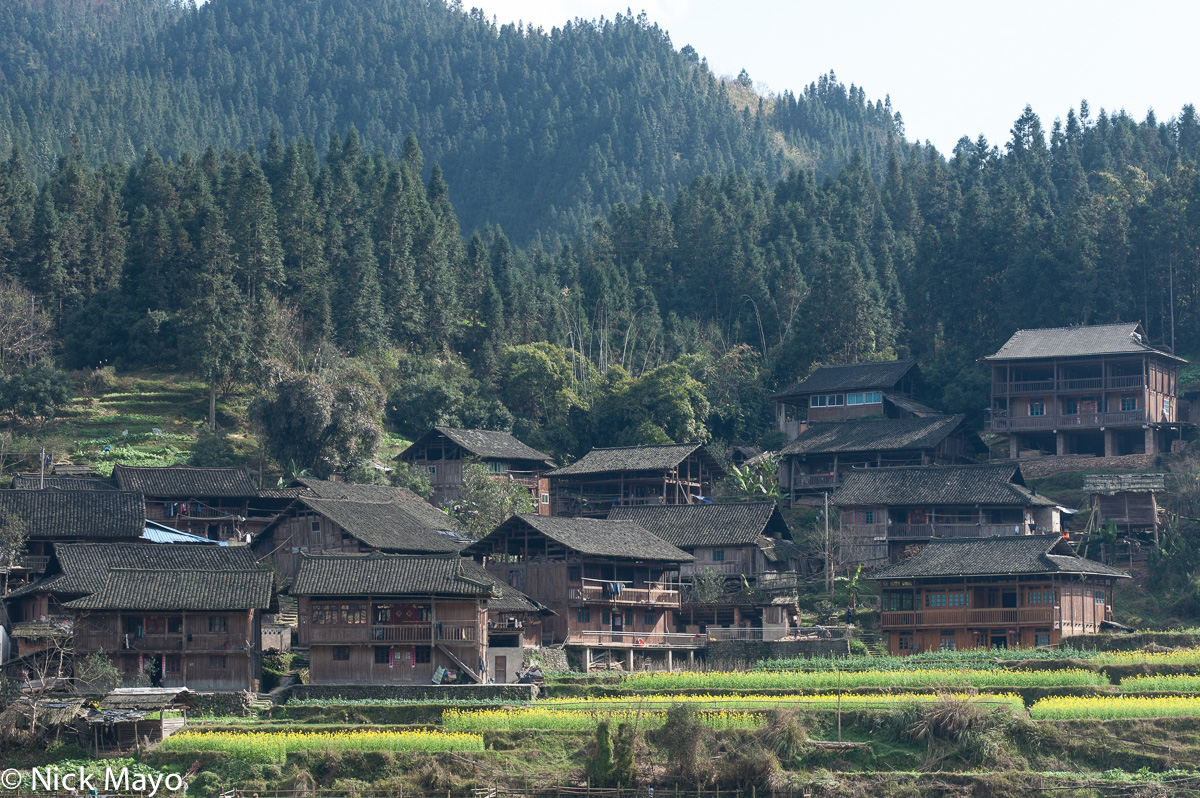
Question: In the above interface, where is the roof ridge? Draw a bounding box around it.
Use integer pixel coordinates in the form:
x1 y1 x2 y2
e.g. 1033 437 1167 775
582 442 701 451
1010 322 1138 334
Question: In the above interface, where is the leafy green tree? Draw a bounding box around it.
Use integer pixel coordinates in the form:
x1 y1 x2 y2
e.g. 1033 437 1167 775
188 429 239 468
451 462 533 537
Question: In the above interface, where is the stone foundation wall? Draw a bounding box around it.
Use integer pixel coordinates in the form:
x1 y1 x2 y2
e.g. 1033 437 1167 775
190 691 255 717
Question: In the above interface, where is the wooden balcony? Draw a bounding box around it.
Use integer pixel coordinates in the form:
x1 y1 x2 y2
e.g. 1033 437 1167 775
990 410 1145 432
580 579 681 608
993 376 1145 395
881 607 1056 628
17 555 50 572
843 523 1025 541
567 630 706 648
308 622 478 645
680 561 744 577
793 473 842 490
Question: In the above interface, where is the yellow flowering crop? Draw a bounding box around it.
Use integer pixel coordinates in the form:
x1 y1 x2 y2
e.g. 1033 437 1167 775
1030 695 1200 720
621 669 1106 690
159 729 484 762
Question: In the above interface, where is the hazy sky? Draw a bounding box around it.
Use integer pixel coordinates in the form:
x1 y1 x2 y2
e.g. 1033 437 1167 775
475 0 1199 154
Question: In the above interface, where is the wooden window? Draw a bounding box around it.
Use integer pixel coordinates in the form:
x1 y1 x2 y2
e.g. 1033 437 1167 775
374 647 391 665
568 566 582 583
1095 591 1106 604
947 592 969 608
624 610 634 626
414 647 431 664
1121 395 1139 412
426 466 437 475
1028 589 1041 604
577 607 590 623
1028 399 1045 417
1064 398 1078 415
509 570 525 589
332 646 350 661
208 616 227 633
601 611 611 625
1045 589 1057 603
1164 397 1171 418
208 655 227 670
1035 630 1051 647
644 610 658 626
311 520 321 532
926 593 947 608
339 604 367 624
541 493 550 505
146 617 167 635
898 634 914 651
853 510 875 525
168 617 183 634
939 632 956 651
711 549 725 562
164 655 181 674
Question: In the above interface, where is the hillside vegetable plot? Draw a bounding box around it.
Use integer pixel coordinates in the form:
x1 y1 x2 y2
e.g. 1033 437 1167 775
1120 674 1200 692
442 707 762 731
158 729 484 763
532 693 1025 713
1030 696 1200 720
621 669 1108 691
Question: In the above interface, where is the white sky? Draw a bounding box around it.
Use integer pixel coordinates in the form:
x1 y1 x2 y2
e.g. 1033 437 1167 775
475 0 1200 154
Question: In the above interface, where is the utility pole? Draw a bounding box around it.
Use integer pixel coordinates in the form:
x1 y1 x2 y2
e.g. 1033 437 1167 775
824 489 832 596
39 446 45 489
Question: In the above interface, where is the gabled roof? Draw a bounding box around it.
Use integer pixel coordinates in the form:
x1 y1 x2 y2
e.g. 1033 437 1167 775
399 427 554 465
547 443 725 478
98 688 196 712
771 360 917 400
8 542 258 599
1082 474 1167 495
12 475 117 490
780 415 968 457
463 515 693 562
831 463 1055 507
265 497 465 553
289 477 431 503
111 464 258 498
291 552 497 597
0 491 145 539
65 568 275 611
983 323 1185 362
607 501 791 548
869 535 1130 580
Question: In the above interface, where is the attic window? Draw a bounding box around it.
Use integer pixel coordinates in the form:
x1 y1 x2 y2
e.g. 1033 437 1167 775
311 521 321 532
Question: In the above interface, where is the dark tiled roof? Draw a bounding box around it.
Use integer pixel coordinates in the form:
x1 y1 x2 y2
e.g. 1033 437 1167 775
398 427 554 464
292 497 463 552
831 464 1056 507
98 688 196 711
608 501 791 548
984 323 1184 361
869 535 1130 580
465 515 693 562
12 475 117 490
547 443 724 478
771 360 917 399
486 577 548 614
290 477 431 503
112 465 258 498
780 416 966 456
0 491 145 539
291 552 497 597
758 537 809 564
14 542 259 598
65 568 275 610
1082 474 1167 495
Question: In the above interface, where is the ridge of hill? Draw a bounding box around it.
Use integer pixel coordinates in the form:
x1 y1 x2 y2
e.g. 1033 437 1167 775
0 0 905 244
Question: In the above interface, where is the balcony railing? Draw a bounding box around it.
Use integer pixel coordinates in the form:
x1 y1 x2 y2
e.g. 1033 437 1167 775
843 523 1027 541
990 410 1145 432
580 579 681 608
18 555 50 572
308 622 479 645
793 473 842 490
881 607 1056 628
993 376 1145 395
567 630 706 647
680 561 744 576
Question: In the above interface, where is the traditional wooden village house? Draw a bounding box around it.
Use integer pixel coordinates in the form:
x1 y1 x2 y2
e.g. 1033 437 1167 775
111 464 265 541
398 427 556 514
484 587 552 684
777 415 985 501
292 552 498 685
608 502 803 640
832 464 1061 567
984 323 1187 459
547 443 725 518
463 515 697 671
0 491 146 586
253 493 466 582
1082 473 1166 540
769 360 933 442
871 535 1129 654
64 567 275 691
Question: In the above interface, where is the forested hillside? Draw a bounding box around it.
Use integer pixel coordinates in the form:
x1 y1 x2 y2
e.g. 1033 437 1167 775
0 0 902 244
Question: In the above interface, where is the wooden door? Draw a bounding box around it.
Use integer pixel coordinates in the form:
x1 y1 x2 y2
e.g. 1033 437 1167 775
495 655 507 684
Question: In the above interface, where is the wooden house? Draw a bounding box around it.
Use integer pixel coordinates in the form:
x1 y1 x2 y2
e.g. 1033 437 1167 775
111 464 263 541
1082 473 1167 540
253 493 466 582
0 490 145 586
64 566 275 691
463 515 697 671
831 463 1062 568
777 415 984 500
85 688 196 752
485 587 552 684
871 535 1129 654
548 443 725 518
292 552 498 685
769 360 933 442
608 502 802 640
398 427 556 514
984 323 1187 459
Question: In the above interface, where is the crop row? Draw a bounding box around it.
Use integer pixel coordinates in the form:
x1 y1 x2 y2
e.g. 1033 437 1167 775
1030 695 1200 719
158 730 484 763
758 646 1200 672
442 707 763 732
621 668 1108 691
